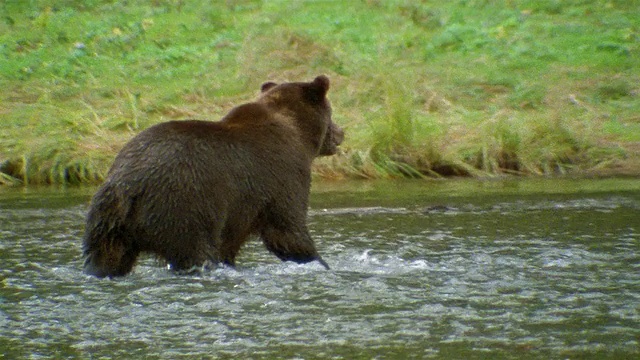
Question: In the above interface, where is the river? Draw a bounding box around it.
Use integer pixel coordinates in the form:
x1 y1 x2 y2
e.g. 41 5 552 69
1 178 638 359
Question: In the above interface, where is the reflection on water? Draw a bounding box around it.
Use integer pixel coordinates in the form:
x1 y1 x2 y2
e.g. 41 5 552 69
0 179 639 359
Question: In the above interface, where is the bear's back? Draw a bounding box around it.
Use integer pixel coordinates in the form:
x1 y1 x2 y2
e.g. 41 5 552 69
120 102 293 160
106 112 306 200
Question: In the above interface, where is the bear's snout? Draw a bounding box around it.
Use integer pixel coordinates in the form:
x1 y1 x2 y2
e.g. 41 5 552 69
318 122 344 156
332 123 344 147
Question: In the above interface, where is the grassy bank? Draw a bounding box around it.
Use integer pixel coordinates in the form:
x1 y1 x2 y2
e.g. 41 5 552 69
1 0 639 185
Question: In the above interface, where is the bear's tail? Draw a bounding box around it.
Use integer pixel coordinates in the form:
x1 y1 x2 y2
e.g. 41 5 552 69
82 185 138 278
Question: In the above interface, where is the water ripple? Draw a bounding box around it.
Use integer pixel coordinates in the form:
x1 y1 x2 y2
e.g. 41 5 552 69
1 191 638 358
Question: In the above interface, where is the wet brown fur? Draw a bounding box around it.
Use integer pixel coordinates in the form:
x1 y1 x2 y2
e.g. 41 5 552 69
83 76 343 278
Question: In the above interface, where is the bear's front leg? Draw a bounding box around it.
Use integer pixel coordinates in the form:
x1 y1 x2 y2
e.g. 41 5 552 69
260 225 330 270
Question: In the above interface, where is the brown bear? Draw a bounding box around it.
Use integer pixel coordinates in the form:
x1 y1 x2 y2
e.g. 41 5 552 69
82 75 343 278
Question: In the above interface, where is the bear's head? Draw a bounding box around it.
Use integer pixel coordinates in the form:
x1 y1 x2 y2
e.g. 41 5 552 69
258 75 344 157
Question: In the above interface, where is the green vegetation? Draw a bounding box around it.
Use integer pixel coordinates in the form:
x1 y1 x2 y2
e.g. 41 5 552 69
1 0 639 185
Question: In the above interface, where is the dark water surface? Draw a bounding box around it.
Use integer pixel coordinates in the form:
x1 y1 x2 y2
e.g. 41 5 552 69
1 179 639 359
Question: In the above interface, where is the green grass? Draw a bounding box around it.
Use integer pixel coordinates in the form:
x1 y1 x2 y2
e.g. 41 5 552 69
1 0 639 185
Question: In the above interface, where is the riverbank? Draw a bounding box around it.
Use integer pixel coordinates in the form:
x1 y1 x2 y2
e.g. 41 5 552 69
1 1 639 185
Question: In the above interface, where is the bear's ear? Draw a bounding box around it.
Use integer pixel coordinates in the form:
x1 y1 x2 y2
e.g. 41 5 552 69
306 75 330 102
313 75 330 94
261 82 278 93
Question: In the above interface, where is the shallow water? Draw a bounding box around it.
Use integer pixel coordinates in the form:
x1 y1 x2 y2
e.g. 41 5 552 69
1 179 639 359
